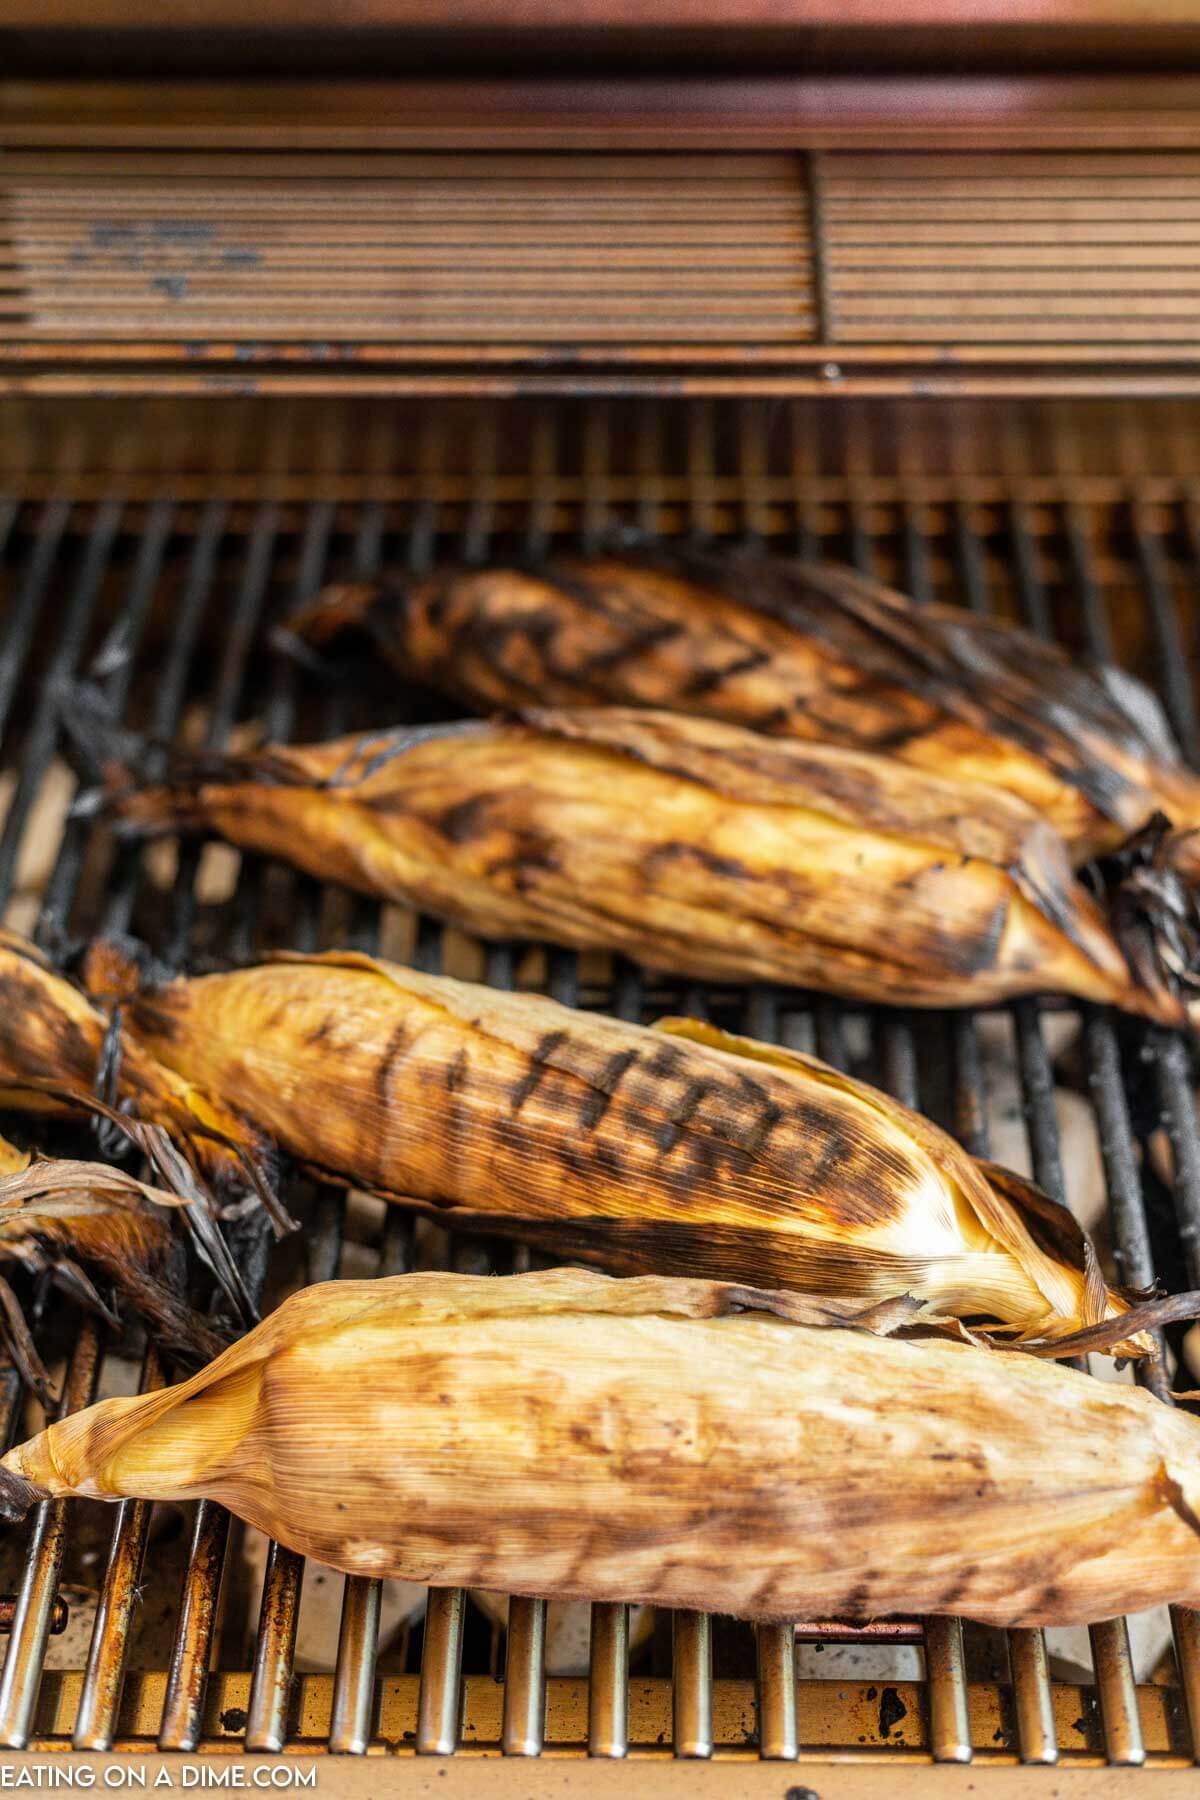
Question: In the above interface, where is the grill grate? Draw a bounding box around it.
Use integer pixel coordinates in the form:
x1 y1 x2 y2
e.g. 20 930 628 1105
0 396 1197 1764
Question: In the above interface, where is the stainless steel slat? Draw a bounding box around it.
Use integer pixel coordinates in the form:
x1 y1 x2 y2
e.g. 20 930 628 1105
671 1611 713 1760
587 1604 629 1759
156 1503 232 1752
924 1616 972 1764
1008 1629 1059 1768
0 1322 103 1749
72 1348 164 1752
1172 1606 1200 1766
755 1622 798 1761
502 1597 547 1756
244 1543 305 1753
328 1578 382 1756
1090 1620 1147 1768
416 1588 466 1756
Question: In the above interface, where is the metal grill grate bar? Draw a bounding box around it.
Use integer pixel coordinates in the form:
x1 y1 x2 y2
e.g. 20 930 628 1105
155 501 283 1752
754 1623 798 1762
0 500 70 754
416 1589 466 1756
1132 498 1200 766
1009 506 1151 1770
671 1612 713 1760
328 1578 382 1757
157 1504 231 1752
72 1348 164 1752
0 499 115 913
0 1323 103 1749
846 487 975 1767
244 1545 305 1753
587 1603 629 1758
37 497 174 948
502 1600 547 1757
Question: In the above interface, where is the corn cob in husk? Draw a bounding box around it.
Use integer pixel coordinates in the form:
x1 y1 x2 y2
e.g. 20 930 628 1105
0 1127 231 1399
288 544 1200 867
93 704 1187 1023
0 930 283 1225
2 1268 1196 1626
106 941 1144 1351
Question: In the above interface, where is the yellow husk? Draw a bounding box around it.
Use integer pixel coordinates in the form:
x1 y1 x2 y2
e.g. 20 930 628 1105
108 706 1182 1021
0 1132 30 1177
290 549 1200 861
3 1269 1197 1627
121 946 1143 1352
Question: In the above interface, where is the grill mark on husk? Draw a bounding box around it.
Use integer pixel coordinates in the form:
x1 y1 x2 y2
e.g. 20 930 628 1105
654 1078 715 1157
578 1049 639 1132
375 1022 412 1112
582 620 686 674
680 647 771 697
643 843 753 885
509 1029 569 1115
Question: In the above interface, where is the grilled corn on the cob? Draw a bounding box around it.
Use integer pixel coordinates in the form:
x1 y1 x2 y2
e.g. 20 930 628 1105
289 544 1200 864
109 941 1142 1350
1 1268 1195 1626
97 705 1187 1023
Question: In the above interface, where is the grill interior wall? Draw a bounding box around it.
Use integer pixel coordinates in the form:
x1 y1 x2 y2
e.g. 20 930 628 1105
0 393 1198 1762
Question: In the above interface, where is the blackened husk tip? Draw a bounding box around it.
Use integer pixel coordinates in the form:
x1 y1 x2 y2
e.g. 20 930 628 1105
0 1461 48 1525
1097 815 1200 1020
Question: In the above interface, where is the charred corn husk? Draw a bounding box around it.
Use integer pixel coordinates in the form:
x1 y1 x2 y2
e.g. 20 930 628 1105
0 1129 231 1398
289 544 1200 864
0 930 281 1222
96 705 1186 1024
114 942 1143 1350
2 1268 1196 1626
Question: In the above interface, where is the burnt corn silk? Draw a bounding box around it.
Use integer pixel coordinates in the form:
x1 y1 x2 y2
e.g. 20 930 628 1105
288 542 1200 866
2 1270 1197 1627
112 942 1146 1353
105 706 1187 1024
0 1130 230 1398
0 930 275 1207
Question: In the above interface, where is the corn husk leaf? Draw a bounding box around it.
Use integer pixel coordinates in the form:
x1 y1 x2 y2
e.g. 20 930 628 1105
285 542 1200 863
3 1268 1199 1627
82 700 1184 1023
118 944 1147 1352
